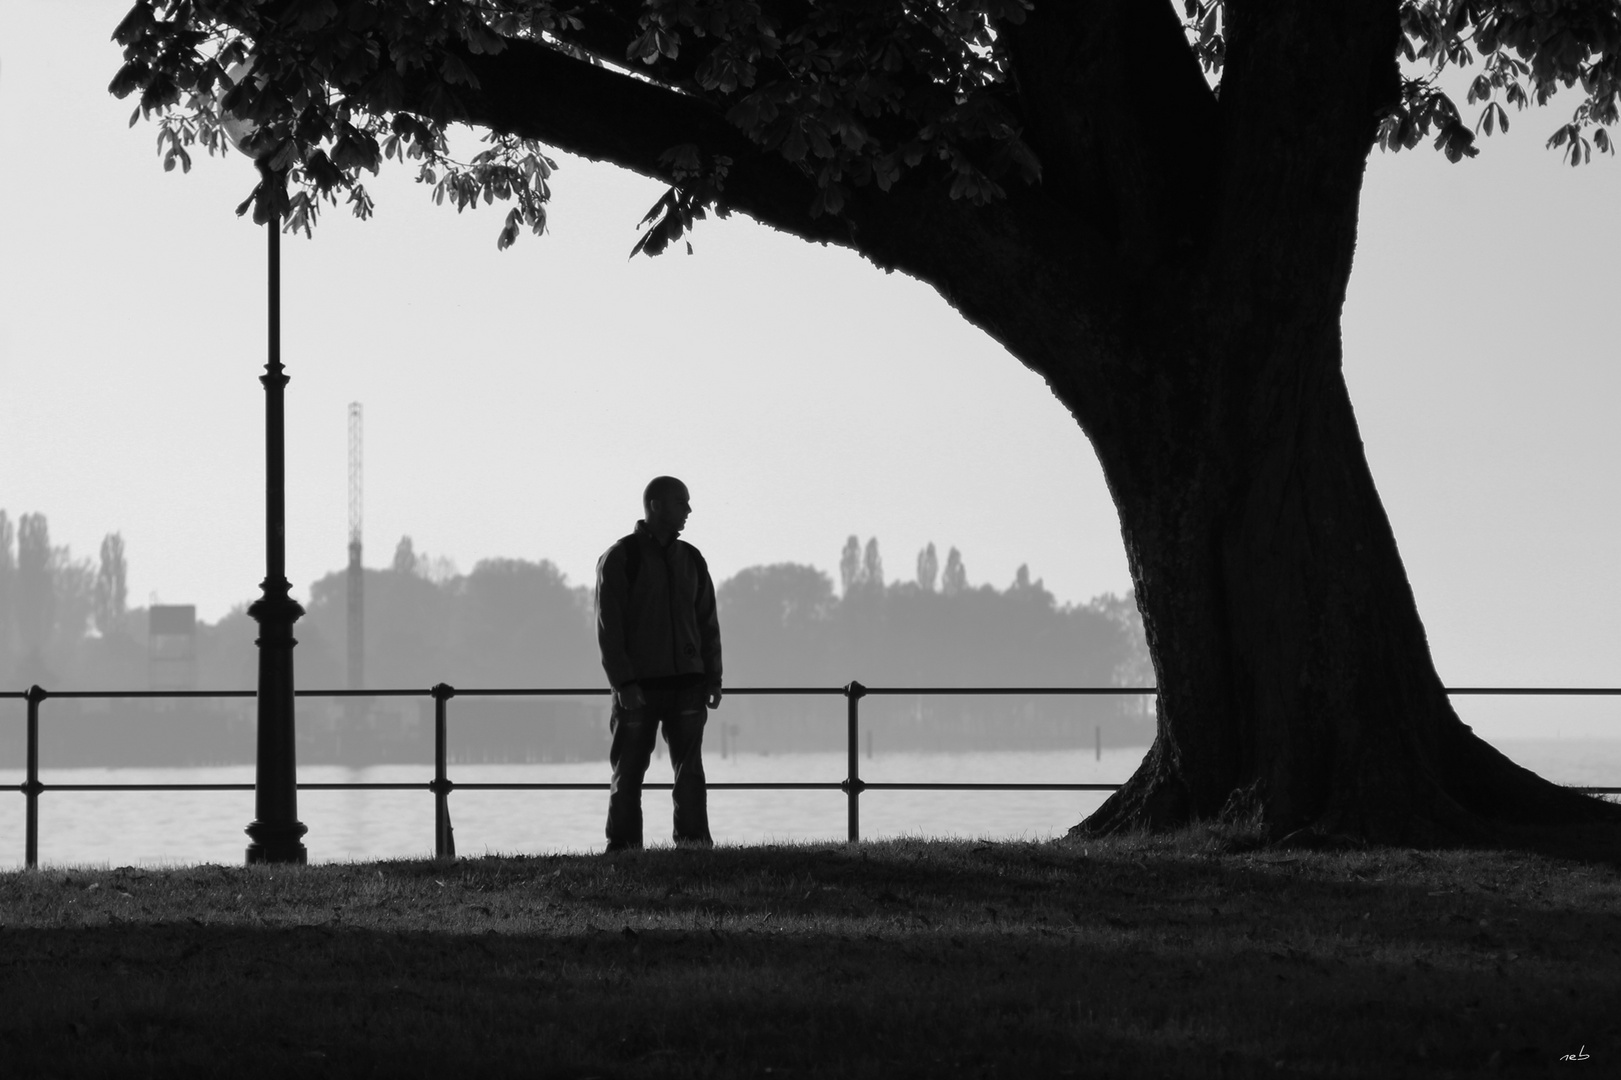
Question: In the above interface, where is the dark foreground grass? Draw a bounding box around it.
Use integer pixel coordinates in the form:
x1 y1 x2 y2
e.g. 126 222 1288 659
1 832 1617 1078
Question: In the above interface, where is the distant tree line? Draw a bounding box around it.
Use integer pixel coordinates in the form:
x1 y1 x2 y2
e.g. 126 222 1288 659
0 510 130 690
1 517 1150 764
720 537 1152 752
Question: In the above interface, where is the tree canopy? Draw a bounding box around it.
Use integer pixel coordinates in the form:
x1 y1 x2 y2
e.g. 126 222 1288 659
111 2 1619 249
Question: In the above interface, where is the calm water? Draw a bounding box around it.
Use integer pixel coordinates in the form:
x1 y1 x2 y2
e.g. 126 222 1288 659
1 739 1616 869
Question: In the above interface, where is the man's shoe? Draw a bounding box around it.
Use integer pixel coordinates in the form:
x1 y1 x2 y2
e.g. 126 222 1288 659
604 840 640 854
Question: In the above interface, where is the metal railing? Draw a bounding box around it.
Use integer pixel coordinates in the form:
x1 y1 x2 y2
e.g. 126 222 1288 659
4 682 1619 869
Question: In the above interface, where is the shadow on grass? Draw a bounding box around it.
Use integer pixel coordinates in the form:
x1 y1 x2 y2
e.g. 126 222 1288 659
1 836 1616 1077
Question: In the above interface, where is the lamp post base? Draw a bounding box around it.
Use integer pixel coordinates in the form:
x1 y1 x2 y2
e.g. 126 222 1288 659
245 820 308 865
246 589 306 866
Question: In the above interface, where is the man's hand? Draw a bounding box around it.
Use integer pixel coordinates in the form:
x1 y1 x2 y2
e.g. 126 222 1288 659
616 683 646 710
707 686 723 710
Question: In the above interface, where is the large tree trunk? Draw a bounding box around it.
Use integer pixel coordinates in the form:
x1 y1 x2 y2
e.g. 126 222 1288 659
992 1 1619 844
435 0 1621 844
1054 3 1617 844
1075 319 1616 843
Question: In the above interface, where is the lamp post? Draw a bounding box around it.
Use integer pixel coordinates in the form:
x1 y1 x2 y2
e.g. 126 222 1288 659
221 73 308 864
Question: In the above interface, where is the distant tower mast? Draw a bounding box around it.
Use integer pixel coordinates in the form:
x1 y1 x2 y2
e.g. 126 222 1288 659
347 402 363 690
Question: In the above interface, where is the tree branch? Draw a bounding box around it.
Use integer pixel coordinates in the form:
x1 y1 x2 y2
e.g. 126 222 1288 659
451 37 837 243
1208 1 1401 312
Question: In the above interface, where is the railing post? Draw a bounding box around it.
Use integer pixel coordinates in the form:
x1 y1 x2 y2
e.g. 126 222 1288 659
430 683 456 860
24 685 45 870
842 681 866 843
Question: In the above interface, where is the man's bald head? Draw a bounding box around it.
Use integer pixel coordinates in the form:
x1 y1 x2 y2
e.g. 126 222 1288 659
643 475 688 513
643 476 692 542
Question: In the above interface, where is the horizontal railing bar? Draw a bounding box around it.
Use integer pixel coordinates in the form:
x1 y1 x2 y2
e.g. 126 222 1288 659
19 782 446 792
23 783 438 792
37 690 255 700
1444 688 1621 696
430 688 606 697
370 781 1129 792
299 782 432 790
37 784 255 792
432 783 609 791
861 782 1125 790
442 686 1161 697
338 686 1150 697
294 689 431 698
451 782 845 791
20 781 1615 794
15 686 1621 700
448 687 845 697
717 687 848 695
34 689 427 700
859 687 1156 696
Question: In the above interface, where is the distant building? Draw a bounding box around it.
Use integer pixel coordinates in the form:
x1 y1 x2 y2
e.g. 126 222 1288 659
148 605 197 691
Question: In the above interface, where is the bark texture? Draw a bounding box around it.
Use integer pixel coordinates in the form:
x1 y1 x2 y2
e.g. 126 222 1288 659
429 0 1617 843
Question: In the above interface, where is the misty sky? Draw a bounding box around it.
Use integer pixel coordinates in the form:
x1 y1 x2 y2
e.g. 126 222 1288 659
3 2 1620 738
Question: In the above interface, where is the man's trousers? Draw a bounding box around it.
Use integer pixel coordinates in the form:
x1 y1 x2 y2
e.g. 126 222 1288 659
605 682 712 850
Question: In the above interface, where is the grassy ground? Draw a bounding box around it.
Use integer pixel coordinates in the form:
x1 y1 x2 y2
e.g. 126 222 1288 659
1 832 1617 1078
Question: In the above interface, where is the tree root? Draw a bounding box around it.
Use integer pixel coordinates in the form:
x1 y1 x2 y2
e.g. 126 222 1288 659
1072 726 1621 858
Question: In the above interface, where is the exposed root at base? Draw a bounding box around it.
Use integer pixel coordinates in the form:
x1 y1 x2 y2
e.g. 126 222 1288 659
1072 734 1621 857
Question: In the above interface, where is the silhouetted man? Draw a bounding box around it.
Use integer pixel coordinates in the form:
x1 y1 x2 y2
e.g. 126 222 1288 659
595 476 723 851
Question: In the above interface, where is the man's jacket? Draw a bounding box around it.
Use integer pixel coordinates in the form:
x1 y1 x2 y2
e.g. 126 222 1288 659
595 521 722 691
